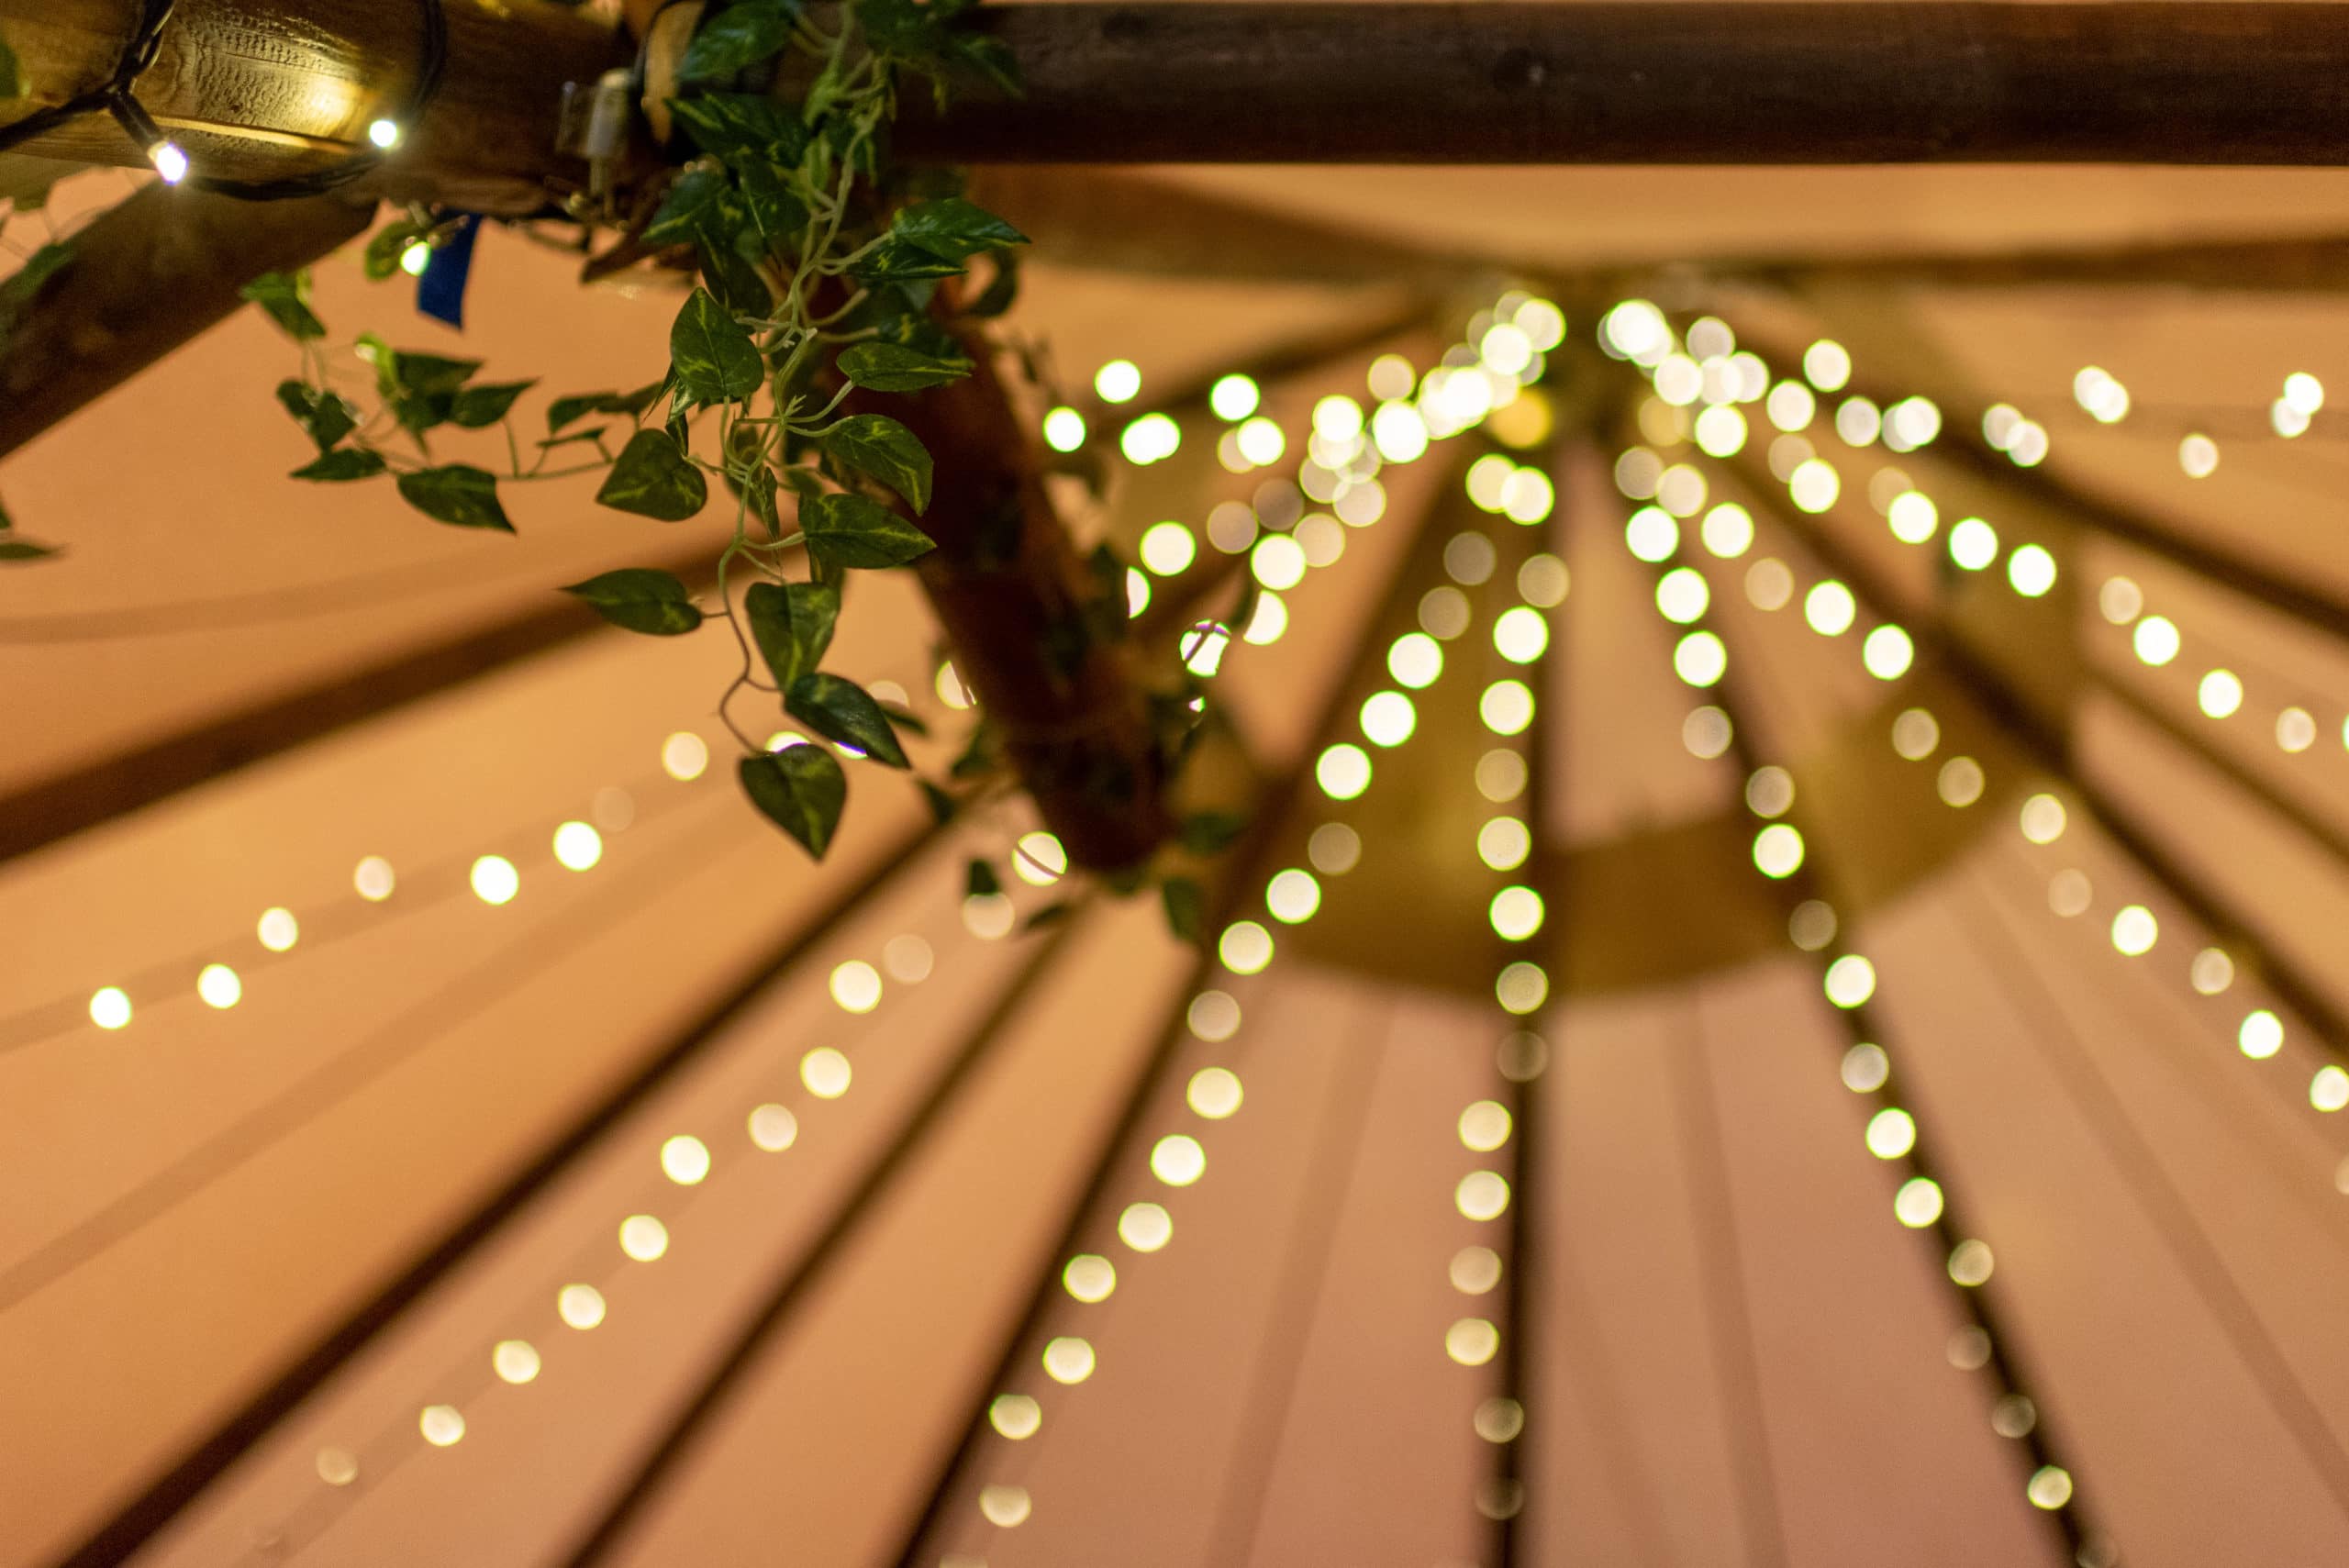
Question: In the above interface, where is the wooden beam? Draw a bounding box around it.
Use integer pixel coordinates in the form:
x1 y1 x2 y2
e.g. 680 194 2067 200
894 4 2349 165
1736 232 2349 294
0 180 374 460
965 166 1464 288
0 0 622 211
0 538 718 866
17 4 2349 178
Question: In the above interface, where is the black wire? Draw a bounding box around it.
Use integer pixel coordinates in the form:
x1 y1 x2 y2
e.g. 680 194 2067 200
0 0 447 204
0 0 176 159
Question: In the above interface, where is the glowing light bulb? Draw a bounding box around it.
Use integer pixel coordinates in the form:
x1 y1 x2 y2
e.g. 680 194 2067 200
367 118 403 149
1095 360 1141 403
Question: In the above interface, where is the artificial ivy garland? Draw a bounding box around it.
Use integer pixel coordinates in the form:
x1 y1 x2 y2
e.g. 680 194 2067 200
242 0 1036 862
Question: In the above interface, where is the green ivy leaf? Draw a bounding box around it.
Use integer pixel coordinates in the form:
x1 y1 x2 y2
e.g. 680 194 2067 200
290 449 387 482
1161 876 1205 942
387 351 483 397
836 340 972 392
740 745 847 859
362 218 433 281
396 464 511 532
668 94 809 165
696 224 775 317
891 197 1027 263
877 701 929 737
744 580 840 691
730 160 809 256
670 288 763 406
274 381 359 450
548 380 665 434
823 415 932 514
642 167 729 249
846 238 964 286
786 672 911 768
562 568 705 636
1177 810 1249 855
802 493 936 570
449 380 537 429
596 428 708 521
966 858 1001 897
239 272 326 341
681 0 800 83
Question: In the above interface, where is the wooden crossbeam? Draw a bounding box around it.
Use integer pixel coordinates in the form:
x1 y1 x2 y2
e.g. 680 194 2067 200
12 4 2349 183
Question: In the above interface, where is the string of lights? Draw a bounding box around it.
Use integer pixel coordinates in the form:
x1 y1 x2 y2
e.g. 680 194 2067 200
5 671 928 1055
1454 464 1559 1558
921 406 1485 1562
1609 293 2349 1537
898 324 1563 1556
223 846 1000 1563
1616 508 2110 1564
1604 306 2349 1164
0 0 445 197
1590 375 2112 1557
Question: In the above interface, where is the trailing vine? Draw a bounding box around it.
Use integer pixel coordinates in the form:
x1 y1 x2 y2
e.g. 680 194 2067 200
239 0 1042 862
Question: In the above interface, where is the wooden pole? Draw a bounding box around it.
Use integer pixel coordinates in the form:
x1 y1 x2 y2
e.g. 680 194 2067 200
885 310 1176 871
0 181 375 458
14 4 2349 179
898 3 2349 166
0 0 623 212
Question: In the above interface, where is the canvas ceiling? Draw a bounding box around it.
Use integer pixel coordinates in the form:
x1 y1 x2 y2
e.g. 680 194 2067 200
7 124 2349 1568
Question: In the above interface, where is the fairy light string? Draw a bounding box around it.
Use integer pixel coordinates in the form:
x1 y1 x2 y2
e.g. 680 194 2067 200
1604 303 2349 1169
1603 406 2110 1559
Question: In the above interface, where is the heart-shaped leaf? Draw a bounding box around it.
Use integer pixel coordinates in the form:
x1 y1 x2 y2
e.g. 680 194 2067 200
549 379 666 434
562 568 705 636
745 581 840 691
596 428 708 521
890 197 1028 263
680 0 798 83
668 93 809 164
670 288 764 406
836 340 971 393
275 381 359 450
396 465 511 531
386 350 482 397
823 414 932 513
450 379 537 428
642 167 729 249
786 672 911 768
740 745 847 859
802 493 935 570
290 449 386 482
239 272 325 341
